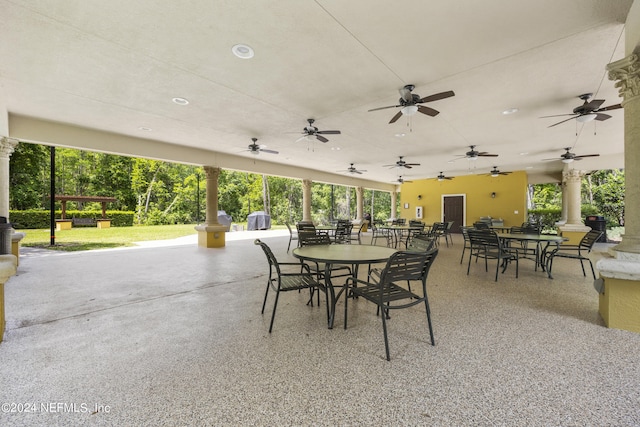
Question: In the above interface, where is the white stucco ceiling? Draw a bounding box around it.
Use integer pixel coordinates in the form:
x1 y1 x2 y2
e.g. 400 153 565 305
0 0 634 189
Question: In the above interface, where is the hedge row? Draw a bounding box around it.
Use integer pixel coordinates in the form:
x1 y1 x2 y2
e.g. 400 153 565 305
9 210 135 229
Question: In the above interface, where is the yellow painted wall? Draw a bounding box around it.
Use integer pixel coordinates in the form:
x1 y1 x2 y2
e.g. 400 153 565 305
399 171 528 227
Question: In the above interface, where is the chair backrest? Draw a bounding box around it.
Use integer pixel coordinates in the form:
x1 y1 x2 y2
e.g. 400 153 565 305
254 239 281 274
296 222 316 233
460 226 471 241
335 221 352 241
299 232 331 246
406 233 437 253
445 221 454 231
473 221 490 230
286 223 296 235
580 230 604 251
379 249 438 284
467 228 500 248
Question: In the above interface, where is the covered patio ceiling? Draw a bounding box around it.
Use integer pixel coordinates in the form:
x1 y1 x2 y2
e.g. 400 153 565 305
1 0 634 190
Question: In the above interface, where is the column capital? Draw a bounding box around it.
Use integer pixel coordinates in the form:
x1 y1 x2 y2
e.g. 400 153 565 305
302 179 312 190
562 168 585 183
0 137 18 158
203 165 221 179
607 53 640 105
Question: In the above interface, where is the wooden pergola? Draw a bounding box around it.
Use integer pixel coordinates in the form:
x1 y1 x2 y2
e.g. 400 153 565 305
55 195 117 219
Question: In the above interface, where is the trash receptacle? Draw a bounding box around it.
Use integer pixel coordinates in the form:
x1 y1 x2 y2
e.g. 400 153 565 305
0 216 12 255
585 215 607 242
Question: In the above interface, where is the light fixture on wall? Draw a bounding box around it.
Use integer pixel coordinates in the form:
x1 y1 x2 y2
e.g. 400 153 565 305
491 192 496 198
417 195 422 200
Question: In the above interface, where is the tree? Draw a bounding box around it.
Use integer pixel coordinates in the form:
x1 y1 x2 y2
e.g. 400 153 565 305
9 142 49 210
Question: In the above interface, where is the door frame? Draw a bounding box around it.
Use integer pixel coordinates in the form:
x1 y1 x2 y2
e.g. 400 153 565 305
441 193 466 226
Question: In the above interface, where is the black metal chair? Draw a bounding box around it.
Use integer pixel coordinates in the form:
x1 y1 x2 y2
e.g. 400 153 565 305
431 222 448 247
349 222 367 244
443 221 454 247
334 221 353 244
285 223 298 252
545 230 603 279
254 239 326 333
508 225 541 268
298 233 352 286
467 229 519 281
370 221 392 247
344 249 439 361
459 226 472 264
473 221 490 230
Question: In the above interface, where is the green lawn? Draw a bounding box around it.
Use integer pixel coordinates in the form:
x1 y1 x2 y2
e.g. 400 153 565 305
19 223 288 251
20 224 199 251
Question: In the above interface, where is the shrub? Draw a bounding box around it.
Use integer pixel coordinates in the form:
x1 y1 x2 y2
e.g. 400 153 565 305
9 209 135 228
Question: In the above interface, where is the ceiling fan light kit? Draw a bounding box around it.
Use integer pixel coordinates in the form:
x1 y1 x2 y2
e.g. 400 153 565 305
368 85 455 124
401 105 418 116
576 113 597 123
542 93 621 127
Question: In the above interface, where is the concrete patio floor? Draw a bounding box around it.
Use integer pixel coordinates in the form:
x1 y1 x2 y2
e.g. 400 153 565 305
1 230 639 426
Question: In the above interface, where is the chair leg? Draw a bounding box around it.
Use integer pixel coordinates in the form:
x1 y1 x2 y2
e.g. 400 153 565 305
460 246 466 264
381 304 391 361
579 259 587 277
588 259 596 279
268 290 281 333
287 237 292 253
423 297 435 346
261 283 270 314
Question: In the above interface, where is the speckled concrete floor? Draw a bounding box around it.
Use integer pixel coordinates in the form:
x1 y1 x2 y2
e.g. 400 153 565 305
1 231 639 426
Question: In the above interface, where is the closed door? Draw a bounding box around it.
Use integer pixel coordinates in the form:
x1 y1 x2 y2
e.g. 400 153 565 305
443 195 464 234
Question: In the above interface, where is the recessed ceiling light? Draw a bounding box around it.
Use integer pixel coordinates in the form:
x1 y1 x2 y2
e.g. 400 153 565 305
519 152 529 156
502 108 518 115
138 127 152 132
172 97 189 105
232 44 254 59
395 133 406 137
331 147 341 151
526 166 534 169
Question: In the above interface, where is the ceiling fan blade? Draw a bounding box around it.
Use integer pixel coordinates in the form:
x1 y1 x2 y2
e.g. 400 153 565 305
594 113 612 121
574 154 600 160
478 153 498 157
295 135 307 142
406 163 420 166
584 99 605 110
368 104 401 112
548 116 579 128
315 135 329 143
540 113 579 118
419 90 455 103
417 105 440 117
260 149 279 154
389 111 403 124
598 103 622 112
316 130 340 135
403 164 412 169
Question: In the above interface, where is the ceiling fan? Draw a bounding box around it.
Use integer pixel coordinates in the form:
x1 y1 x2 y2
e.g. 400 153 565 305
486 166 511 177
543 147 600 163
338 163 367 174
541 93 622 128
383 156 421 169
436 172 453 181
451 145 499 161
396 176 413 184
245 138 278 155
368 84 455 124
294 118 341 143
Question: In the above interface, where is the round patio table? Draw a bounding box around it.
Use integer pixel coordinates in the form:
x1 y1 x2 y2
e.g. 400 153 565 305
292 244 397 328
